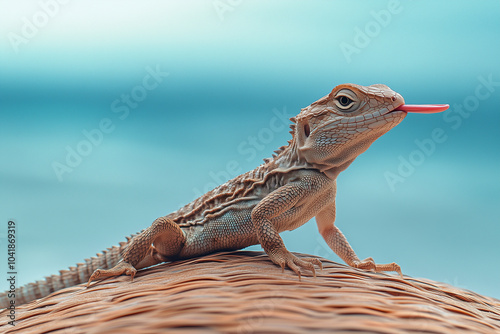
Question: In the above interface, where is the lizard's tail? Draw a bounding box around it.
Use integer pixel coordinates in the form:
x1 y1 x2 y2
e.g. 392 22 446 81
0 235 137 309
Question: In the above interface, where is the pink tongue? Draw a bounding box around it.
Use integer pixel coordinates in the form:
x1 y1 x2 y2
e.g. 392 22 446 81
395 104 449 114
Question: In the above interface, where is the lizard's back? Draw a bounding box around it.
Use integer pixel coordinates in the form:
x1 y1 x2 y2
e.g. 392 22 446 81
170 161 335 258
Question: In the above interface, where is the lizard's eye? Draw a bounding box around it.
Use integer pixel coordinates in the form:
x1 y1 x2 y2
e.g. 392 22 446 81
335 95 354 109
338 96 352 107
331 88 359 112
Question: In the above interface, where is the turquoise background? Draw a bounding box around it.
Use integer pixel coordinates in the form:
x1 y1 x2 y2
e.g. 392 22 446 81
1 1 499 299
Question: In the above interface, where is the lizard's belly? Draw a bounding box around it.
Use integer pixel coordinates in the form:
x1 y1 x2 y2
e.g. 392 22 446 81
176 173 335 258
177 205 259 259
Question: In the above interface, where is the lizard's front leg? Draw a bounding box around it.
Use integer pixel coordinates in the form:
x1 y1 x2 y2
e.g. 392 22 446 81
316 205 402 276
87 217 185 286
251 183 322 279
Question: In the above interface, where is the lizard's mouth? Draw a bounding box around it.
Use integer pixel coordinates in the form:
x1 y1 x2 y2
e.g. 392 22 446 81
393 104 449 114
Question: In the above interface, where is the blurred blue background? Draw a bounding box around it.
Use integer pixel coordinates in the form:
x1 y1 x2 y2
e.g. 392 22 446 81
1 1 499 299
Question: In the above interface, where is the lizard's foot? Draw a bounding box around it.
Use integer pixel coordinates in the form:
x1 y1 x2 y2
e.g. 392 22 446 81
353 257 403 278
87 261 137 287
268 248 322 280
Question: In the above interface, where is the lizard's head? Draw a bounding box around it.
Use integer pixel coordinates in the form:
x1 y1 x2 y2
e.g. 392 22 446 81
293 83 406 175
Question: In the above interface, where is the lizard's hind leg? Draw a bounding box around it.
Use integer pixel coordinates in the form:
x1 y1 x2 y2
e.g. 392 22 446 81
87 217 185 286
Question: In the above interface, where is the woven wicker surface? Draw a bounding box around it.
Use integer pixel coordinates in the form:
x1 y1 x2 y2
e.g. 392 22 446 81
1 251 499 334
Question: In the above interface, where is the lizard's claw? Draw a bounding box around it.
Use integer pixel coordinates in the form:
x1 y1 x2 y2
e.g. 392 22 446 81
87 261 137 287
268 248 322 280
353 257 403 278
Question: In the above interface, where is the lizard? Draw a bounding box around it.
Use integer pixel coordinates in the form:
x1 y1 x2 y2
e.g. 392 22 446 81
0 83 448 308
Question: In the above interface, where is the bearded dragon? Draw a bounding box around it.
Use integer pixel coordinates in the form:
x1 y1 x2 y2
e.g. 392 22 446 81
0 83 448 308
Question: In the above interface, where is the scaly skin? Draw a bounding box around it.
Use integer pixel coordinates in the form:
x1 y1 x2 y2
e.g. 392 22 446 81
1 83 406 308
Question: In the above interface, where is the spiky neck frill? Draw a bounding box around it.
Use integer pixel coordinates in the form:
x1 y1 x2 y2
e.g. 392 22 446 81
261 119 311 172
